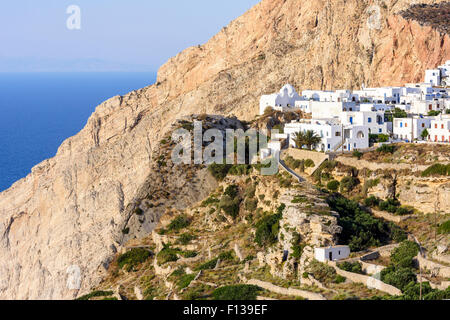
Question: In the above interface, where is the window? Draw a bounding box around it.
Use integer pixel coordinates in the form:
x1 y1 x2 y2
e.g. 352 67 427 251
422 123 425 128
349 117 353 124
400 122 403 128
435 124 438 129
379 129 382 133
405 123 408 128
442 124 445 129
368 117 372 123
336 132 341 137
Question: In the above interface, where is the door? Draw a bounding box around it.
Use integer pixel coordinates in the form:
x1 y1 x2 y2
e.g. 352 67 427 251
329 252 333 261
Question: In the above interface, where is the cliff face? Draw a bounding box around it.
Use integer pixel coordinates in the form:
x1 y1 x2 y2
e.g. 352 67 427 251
1 0 449 299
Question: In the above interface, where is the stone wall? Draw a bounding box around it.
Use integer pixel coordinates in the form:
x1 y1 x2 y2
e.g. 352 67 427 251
246 279 326 300
284 149 330 175
329 262 402 296
417 255 450 278
335 156 429 172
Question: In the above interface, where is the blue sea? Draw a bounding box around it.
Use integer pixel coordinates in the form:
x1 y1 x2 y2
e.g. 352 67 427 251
0 72 156 192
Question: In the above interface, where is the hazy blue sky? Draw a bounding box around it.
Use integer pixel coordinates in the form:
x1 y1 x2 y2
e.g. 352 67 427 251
0 0 260 72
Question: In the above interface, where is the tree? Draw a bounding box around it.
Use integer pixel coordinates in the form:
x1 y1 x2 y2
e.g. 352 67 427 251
292 131 307 149
421 129 429 141
304 130 322 150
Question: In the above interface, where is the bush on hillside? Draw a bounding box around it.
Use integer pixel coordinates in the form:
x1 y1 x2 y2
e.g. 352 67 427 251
438 220 450 235
327 180 340 192
421 164 450 177
326 194 406 251
212 285 262 300
337 261 364 274
377 144 396 154
117 248 151 271
168 215 191 231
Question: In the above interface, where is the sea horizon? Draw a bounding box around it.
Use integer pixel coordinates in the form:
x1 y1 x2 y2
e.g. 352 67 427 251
0 72 157 192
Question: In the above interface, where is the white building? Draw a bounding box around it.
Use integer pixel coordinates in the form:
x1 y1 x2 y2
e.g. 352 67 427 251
425 69 441 86
314 246 351 263
429 115 450 143
353 87 402 104
284 119 369 152
339 111 391 135
259 84 302 115
392 116 432 141
425 60 450 87
301 89 357 103
410 99 447 115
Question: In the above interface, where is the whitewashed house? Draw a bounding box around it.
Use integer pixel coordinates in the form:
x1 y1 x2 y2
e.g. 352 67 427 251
429 115 450 143
359 103 394 113
353 87 401 104
310 101 359 118
302 89 357 103
259 84 302 115
425 69 441 86
284 119 369 152
425 60 450 87
339 111 391 135
315 246 351 263
393 116 432 141
410 99 447 115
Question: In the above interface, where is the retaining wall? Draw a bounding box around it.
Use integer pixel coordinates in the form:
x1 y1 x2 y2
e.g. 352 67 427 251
246 279 326 300
329 262 402 296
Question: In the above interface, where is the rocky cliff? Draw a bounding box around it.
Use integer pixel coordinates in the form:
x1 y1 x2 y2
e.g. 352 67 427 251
1 0 450 299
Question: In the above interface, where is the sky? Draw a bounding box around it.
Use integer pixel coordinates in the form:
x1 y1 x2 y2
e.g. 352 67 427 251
0 0 261 72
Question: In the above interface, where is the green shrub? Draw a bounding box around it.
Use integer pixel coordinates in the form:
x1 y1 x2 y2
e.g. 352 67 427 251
117 248 151 271
201 197 220 207
438 220 450 234
327 194 405 251
196 258 219 271
224 184 239 198
157 245 180 265
307 260 337 284
353 150 363 160
377 144 396 154
396 206 413 216
182 251 198 258
254 205 285 247
208 163 232 181
422 164 450 177
212 285 262 300
168 215 191 231
364 196 380 208
218 250 235 261
177 274 196 290
338 261 364 274
334 275 347 284
340 176 360 193
177 233 197 245
327 180 340 192
220 195 241 219
390 241 419 269
76 290 114 300
304 159 315 168
229 165 253 176
292 195 308 203
381 266 417 291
